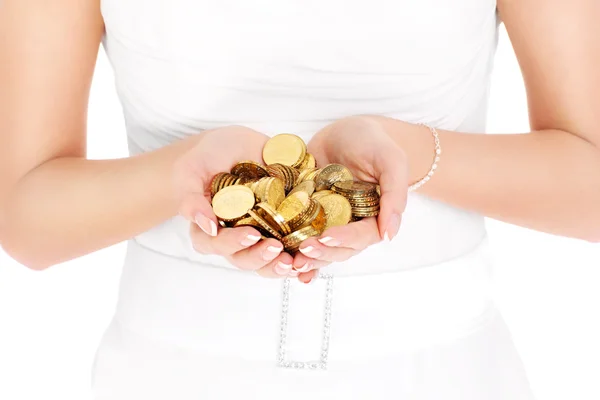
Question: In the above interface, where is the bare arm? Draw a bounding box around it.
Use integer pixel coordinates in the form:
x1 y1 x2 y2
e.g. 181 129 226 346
0 0 197 269
376 0 600 242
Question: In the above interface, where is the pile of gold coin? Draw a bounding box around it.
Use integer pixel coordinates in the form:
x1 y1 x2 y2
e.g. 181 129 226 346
209 133 381 254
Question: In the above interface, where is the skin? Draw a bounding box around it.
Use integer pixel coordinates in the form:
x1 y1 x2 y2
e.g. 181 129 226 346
0 0 598 285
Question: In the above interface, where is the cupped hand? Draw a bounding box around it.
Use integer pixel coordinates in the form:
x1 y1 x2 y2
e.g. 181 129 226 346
293 116 409 283
173 125 293 278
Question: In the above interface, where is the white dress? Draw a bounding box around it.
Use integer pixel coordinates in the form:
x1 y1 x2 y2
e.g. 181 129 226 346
91 0 535 398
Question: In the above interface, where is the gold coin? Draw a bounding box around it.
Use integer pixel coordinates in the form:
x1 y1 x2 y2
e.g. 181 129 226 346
305 153 316 169
262 134 307 167
221 173 237 192
296 152 316 171
217 173 238 195
289 197 319 231
306 168 321 181
317 194 352 229
352 204 381 217
281 225 321 254
264 177 286 209
347 194 380 202
296 200 326 232
234 216 272 238
277 191 310 222
253 177 271 202
315 164 354 191
249 178 264 193
266 164 298 193
353 210 380 218
311 190 333 201
247 209 283 240
297 167 317 183
255 202 291 235
211 185 255 221
352 204 381 212
288 180 315 196
332 180 378 195
350 203 381 211
231 160 270 179
210 172 229 198
349 199 380 207
243 178 260 189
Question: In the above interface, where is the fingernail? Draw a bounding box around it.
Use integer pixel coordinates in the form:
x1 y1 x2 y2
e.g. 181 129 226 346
263 245 283 261
318 237 341 247
241 234 261 247
195 213 217 237
384 214 401 242
299 246 322 258
288 270 299 277
275 262 292 276
294 261 312 273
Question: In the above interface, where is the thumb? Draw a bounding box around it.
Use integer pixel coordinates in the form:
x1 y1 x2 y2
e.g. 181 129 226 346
173 153 219 237
375 147 408 241
179 191 218 237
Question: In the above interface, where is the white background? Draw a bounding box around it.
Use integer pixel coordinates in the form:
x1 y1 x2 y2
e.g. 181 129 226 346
1 26 599 400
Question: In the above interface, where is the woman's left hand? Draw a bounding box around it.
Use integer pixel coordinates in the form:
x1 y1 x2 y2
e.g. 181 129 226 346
293 115 409 282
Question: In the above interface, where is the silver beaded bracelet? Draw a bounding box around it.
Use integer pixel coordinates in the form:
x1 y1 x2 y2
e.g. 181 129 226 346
407 123 441 192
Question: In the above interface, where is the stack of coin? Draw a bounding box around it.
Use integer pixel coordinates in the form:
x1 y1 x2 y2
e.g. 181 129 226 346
210 172 246 198
331 181 380 217
208 133 381 255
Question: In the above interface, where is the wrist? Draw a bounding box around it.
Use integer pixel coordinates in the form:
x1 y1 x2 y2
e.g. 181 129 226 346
366 116 437 186
153 134 205 215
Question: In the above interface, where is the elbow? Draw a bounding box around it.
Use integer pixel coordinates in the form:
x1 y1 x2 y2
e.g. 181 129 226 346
0 229 55 271
584 232 600 244
578 219 600 244
1 246 55 271
0 244 54 271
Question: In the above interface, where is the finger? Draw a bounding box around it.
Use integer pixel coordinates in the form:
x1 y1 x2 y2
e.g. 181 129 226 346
297 269 319 284
374 145 408 241
190 223 262 256
180 191 218 237
228 238 284 271
255 251 295 278
297 238 357 263
315 218 380 251
292 252 332 272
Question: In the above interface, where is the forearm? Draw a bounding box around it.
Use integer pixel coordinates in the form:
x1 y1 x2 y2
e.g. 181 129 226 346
376 117 600 241
0 136 198 269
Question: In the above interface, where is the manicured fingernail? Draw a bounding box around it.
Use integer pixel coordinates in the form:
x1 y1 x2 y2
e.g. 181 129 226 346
288 270 299 277
195 213 217 237
299 246 322 258
318 237 341 247
294 261 312 273
384 214 401 242
263 245 283 261
241 234 261 247
275 262 292 276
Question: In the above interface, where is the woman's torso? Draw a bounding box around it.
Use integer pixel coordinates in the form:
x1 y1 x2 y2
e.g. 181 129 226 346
90 4 537 399
101 0 499 275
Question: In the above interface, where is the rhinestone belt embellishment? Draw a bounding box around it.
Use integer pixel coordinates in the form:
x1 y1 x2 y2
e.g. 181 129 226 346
277 273 334 370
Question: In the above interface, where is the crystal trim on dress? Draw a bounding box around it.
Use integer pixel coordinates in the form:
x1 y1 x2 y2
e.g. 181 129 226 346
277 273 334 370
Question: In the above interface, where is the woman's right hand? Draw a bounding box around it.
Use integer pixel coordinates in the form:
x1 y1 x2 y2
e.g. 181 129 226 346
173 125 295 278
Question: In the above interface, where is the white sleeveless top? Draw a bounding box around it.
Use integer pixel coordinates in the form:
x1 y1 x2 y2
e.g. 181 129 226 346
100 0 500 276
91 7 537 397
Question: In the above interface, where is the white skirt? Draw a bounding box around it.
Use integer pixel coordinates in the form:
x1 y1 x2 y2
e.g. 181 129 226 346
91 237 534 400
